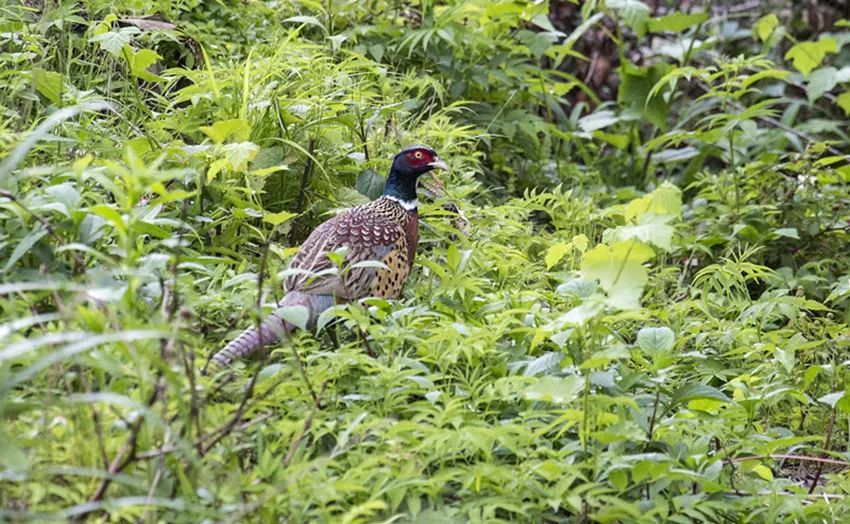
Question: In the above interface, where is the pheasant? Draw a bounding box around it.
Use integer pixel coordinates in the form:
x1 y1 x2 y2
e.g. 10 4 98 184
211 145 449 367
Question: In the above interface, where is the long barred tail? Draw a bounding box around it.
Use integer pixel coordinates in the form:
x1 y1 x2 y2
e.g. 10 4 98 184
211 313 292 367
210 292 332 369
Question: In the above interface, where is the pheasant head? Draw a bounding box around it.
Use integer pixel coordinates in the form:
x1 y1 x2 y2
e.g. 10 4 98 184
384 145 449 203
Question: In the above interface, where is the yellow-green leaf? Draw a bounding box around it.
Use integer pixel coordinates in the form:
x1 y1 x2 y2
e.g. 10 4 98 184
263 210 296 226
753 14 779 42
837 91 850 115
200 119 251 144
623 182 682 223
784 38 838 77
545 242 571 269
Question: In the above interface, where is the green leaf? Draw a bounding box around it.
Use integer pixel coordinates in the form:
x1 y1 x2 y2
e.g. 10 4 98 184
836 91 850 115
31 68 63 105
129 48 163 82
618 63 671 129
784 38 838 77
636 326 675 355
89 27 138 58
806 67 838 102
275 305 310 331
523 375 583 404
646 12 708 33
263 210 297 226
545 242 570 269
623 182 682 222
672 383 730 404
578 110 620 132
222 142 260 172
355 169 385 200
581 240 654 310
773 227 799 239
200 119 251 144
753 14 779 42
606 213 676 251
3 226 48 274
607 0 651 37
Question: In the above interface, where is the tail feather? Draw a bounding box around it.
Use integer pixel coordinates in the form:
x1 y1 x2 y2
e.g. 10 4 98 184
211 292 333 368
211 313 292 367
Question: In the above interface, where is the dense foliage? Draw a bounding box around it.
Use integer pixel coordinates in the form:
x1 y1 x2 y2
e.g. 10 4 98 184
3 0 850 521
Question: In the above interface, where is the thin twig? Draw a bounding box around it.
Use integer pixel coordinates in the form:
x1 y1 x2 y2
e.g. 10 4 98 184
808 406 837 494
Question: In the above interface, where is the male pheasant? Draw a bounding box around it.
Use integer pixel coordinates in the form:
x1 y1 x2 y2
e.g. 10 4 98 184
211 145 449 367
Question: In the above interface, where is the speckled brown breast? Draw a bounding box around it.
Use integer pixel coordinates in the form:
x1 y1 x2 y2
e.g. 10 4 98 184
371 209 418 298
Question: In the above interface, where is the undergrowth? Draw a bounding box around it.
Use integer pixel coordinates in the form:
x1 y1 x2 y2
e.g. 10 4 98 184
2 0 850 521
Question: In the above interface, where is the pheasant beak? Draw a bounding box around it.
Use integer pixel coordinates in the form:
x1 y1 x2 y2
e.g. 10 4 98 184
428 158 450 172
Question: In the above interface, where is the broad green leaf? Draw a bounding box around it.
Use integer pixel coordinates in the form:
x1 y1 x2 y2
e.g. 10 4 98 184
578 110 620 132
773 227 799 239
129 48 163 82
545 242 571 269
753 14 779 42
523 375 583 404
572 234 589 253
200 119 251 144
275 305 310 331
636 326 675 355
618 63 671 129
89 27 138 58
355 169 385 200
581 240 654 310
672 383 730 404
523 352 563 376
263 210 297 226
606 213 675 251
806 67 838 102
646 12 708 34
785 38 838 77
222 142 260 172
623 182 682 222
31 68 63 105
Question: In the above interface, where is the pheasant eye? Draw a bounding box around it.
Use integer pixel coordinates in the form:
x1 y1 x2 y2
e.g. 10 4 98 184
413 151 423 159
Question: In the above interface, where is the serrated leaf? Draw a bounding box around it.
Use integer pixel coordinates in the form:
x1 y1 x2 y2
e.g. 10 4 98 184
129 48 163 82
89 27 138 58
785 38 838 77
